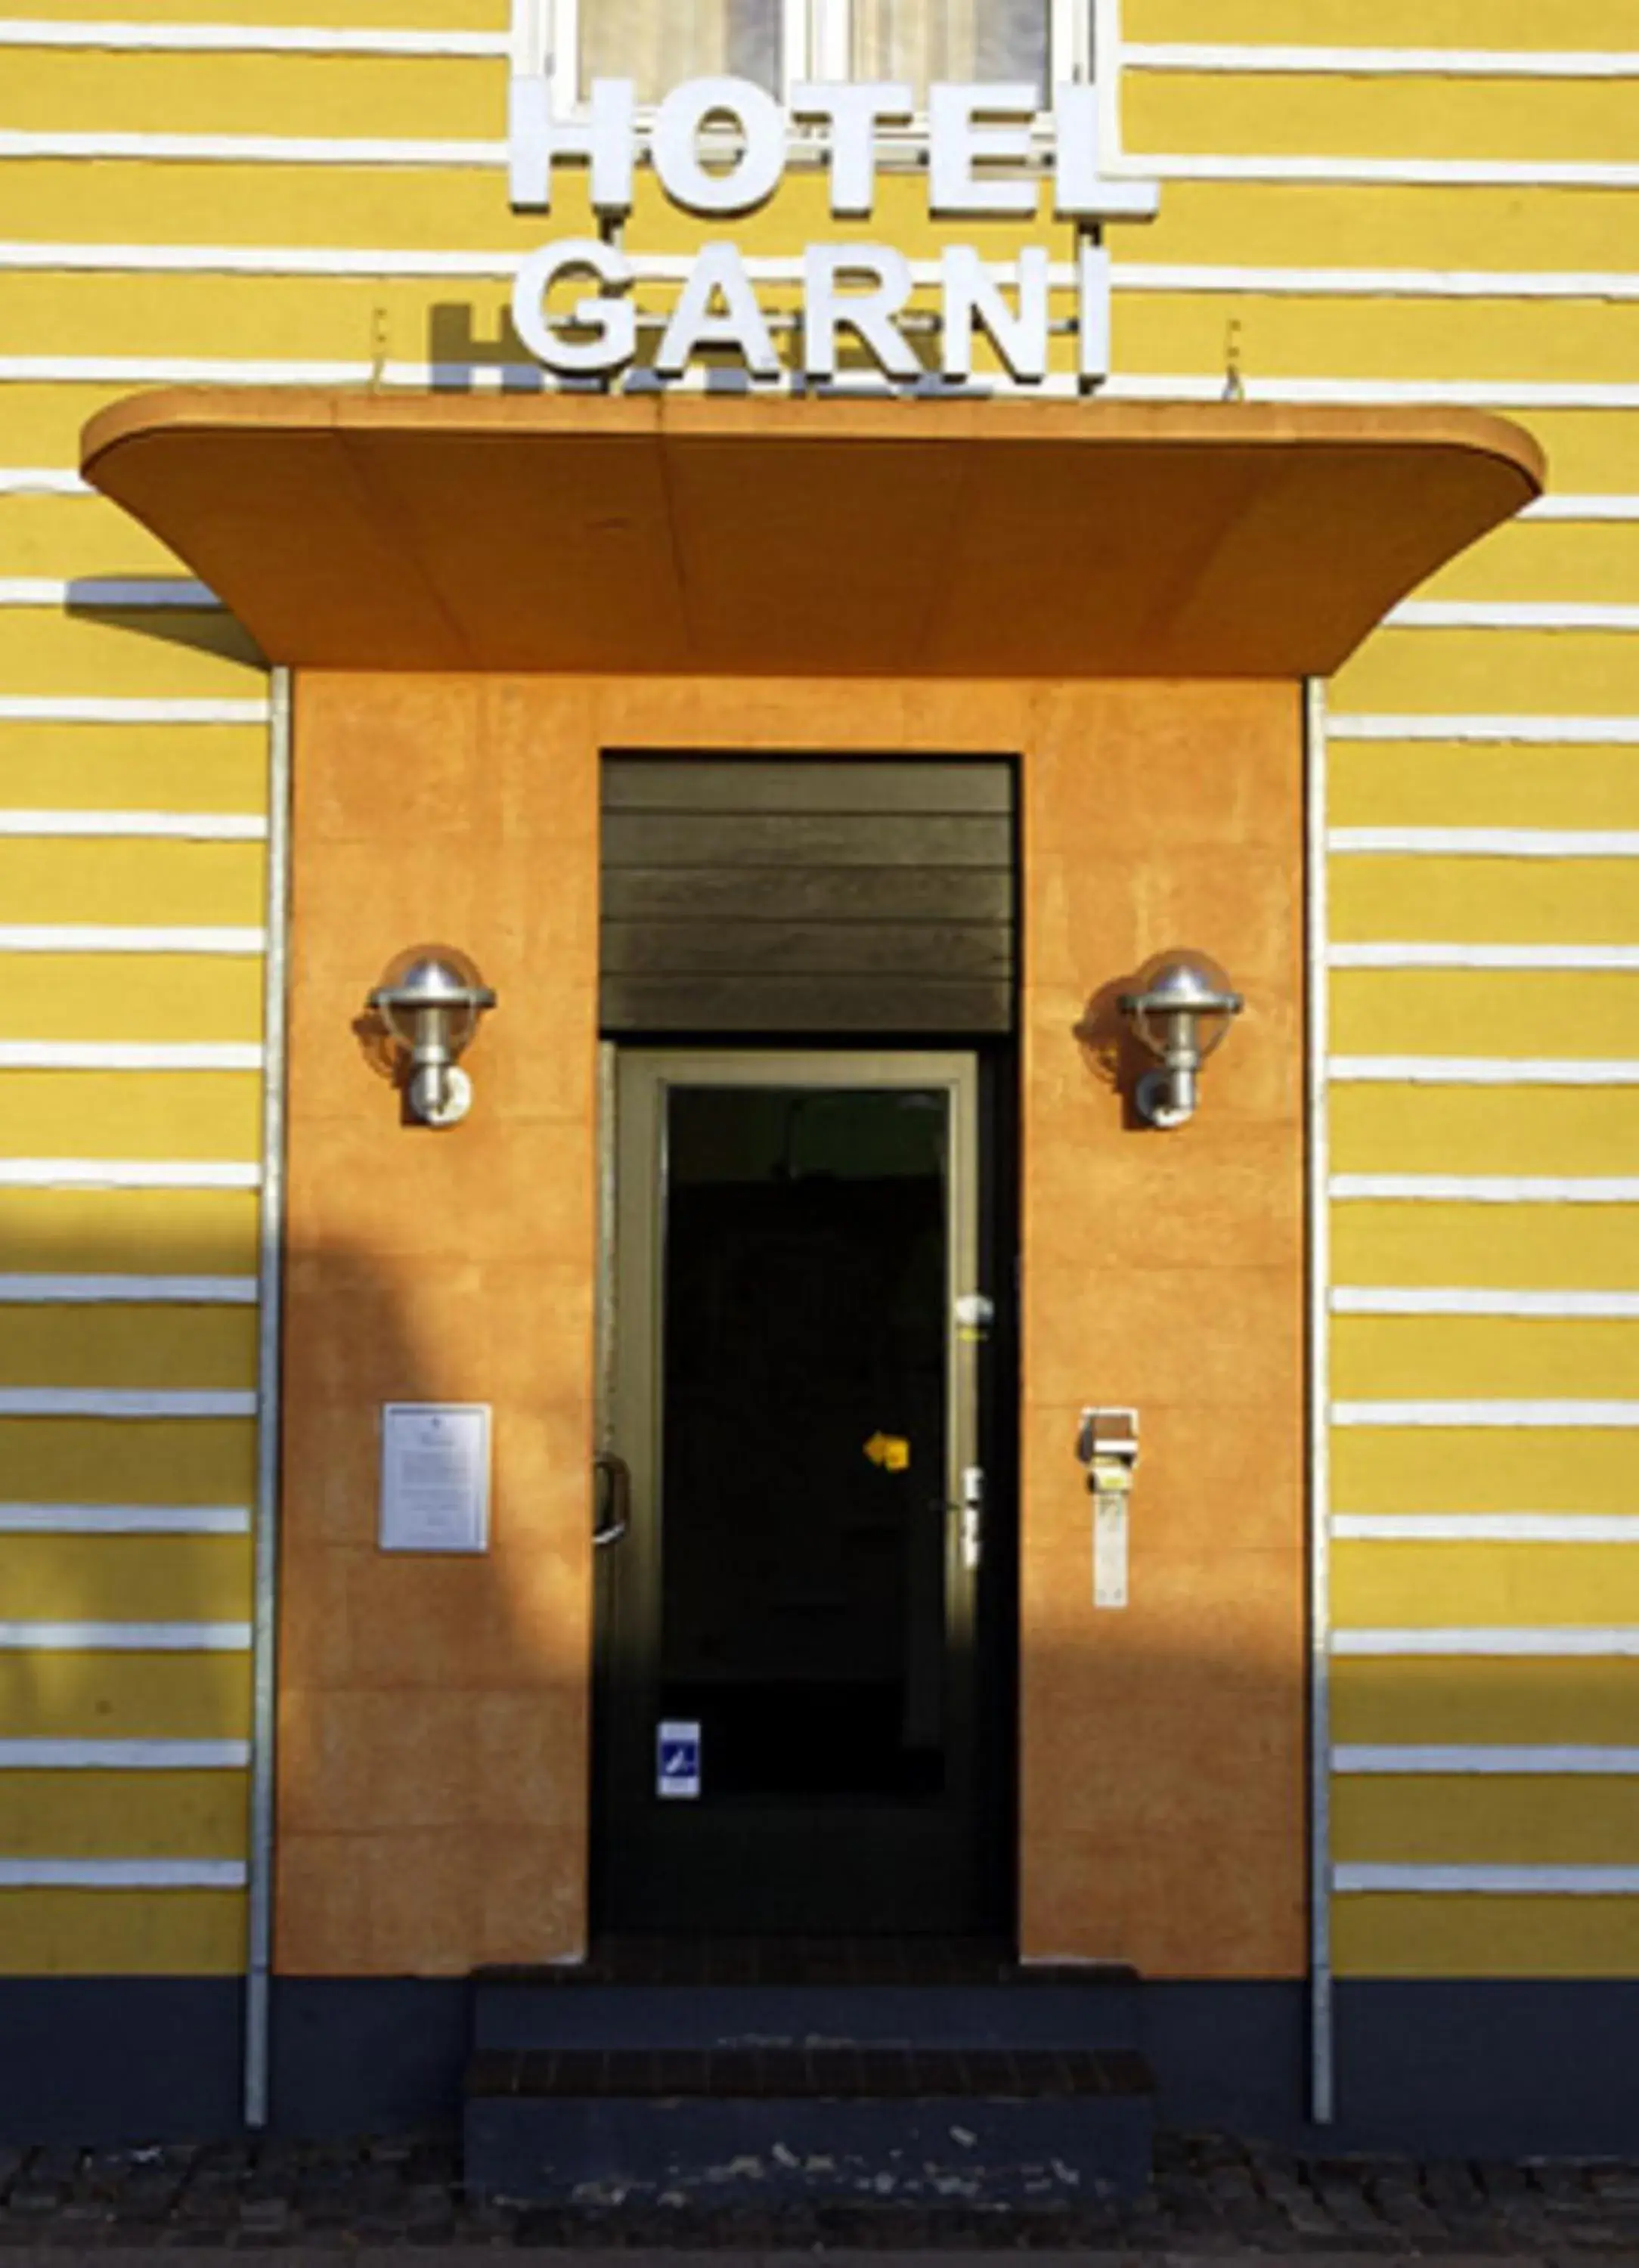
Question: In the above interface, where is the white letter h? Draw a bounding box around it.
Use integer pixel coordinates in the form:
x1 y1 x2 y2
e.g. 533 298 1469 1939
509 74 635 216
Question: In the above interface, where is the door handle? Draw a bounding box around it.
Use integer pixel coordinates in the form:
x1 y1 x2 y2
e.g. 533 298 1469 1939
932 1466 984 1572
592 1452 631 1549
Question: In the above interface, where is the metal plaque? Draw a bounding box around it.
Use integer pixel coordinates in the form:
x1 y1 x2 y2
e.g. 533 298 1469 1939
379 1402 492 1554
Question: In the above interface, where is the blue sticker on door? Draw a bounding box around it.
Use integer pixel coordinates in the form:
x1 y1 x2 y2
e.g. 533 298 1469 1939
657 1720 702 1800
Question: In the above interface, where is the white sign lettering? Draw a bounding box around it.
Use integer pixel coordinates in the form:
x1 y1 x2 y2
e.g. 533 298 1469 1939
652 76 786 215
940 244 1051 384
803 243 919 383
928 82 1039 218
789 82 912 218
507 72 1160 386
512 237 635 373
509 73 634 215
655 241 781 379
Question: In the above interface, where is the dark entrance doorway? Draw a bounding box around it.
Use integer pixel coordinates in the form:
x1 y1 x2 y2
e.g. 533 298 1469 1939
592 1051 1012 1935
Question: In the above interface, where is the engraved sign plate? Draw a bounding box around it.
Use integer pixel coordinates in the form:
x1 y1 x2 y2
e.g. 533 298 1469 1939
379 1402 491 1554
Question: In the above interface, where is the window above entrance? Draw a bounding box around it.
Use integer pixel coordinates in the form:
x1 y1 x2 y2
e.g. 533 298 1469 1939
516 0 1088 117
579 0 785 107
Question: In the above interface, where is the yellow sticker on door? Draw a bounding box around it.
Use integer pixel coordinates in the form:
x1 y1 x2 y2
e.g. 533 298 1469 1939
864 1433 911 1472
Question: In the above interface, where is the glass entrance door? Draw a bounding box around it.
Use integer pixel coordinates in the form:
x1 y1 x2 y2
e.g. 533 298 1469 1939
593 1050 1002 1933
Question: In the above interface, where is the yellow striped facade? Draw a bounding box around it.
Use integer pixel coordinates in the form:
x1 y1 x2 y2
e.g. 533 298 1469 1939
2 0 1638 1990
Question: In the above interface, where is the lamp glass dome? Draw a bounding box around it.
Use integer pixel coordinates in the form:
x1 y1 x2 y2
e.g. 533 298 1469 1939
1123 950 1243 1062
370 943 495 1052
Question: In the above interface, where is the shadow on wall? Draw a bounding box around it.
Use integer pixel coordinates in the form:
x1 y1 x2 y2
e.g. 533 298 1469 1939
1074 977 1157 1132
0 1179 1636 2154
63 596 268 668
0 1151 600 2138
421 301 947 388
427 302 544 389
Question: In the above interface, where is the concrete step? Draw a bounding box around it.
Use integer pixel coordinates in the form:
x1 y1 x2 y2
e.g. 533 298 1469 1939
472 1960 1142 2053
462 2043 1155 2205
471 1941 1142 2068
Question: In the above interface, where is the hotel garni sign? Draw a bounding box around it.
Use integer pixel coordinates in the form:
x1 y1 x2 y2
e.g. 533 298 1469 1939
508 75 1158 386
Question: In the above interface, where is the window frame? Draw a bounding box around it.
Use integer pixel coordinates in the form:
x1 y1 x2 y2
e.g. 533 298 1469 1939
517 0 1097 137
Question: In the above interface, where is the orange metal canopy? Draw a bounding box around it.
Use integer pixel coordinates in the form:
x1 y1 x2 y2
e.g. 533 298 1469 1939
81 389 1543 678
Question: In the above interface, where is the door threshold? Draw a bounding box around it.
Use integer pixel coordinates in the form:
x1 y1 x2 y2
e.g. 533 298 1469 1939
485 1936 1116 1987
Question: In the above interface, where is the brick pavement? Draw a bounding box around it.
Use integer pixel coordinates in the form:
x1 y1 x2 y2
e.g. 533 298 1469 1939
4 2133 1639 2250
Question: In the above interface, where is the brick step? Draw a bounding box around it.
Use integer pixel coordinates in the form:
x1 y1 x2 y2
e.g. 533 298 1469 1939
462 2044 1155 2205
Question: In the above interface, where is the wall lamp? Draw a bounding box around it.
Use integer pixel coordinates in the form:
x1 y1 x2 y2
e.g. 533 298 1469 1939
368 945 496 1129
1118 951 1244 1130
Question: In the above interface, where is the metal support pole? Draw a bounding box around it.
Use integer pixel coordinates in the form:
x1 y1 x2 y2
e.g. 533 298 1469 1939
1305 674 1336 2127
243 665 293 2130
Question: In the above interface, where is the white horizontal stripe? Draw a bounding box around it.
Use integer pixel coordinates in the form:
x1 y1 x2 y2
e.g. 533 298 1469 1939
392 364 1639 412
1330 826 1639 857
0 129 503 169
0 241 1087 288
1334 1513 1639 1540
1334 1399 1639 1427
13 237 1639 311
1334 1626 1639 1656
0 1158 258 1190
1122 43 1639 79
1337 1745 1639 1773
0 1273 256 1304
0 240 519 280
0 809 265 840
0 18 507 54
0 1041 261 1071
0 125 1081 194
1 354 1117 396
1134 152 1639 192
0 352 372 386
0 1388 255 1418
0 925 265 955
1336 1863 1639 1895
1526 495 1639 522
1120 262 1639 302
0 1857 245 1889
4 122 1638 195
1333 1175 1639 1204
5 349 1639 416
0 141 1146 209
0 1738 249 1768
1330 1055 1639 1087
0 577 217 609
1331 714 1639 745
0 1502 248 1533
0 696 268 725
0 1621 251 1650
1390 600 1639 631
412 356 1067 393
1333 1287 1639 1318
0 466 89 496
16 240 1639 307
1331 943 1639 971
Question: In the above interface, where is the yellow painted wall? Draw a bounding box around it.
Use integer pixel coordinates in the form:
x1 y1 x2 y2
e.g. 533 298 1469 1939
2 0 1634 1984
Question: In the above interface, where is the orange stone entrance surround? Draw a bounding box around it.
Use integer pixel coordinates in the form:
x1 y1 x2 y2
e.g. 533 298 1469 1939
274 671 1305 1981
